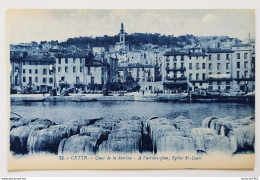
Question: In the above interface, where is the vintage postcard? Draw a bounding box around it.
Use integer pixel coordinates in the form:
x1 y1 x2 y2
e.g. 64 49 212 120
7 9 255 171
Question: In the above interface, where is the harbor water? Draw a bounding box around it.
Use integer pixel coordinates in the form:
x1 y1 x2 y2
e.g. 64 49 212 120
11 101 255 126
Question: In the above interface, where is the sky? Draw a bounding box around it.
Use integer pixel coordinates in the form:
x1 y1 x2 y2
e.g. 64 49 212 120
6 9 255 44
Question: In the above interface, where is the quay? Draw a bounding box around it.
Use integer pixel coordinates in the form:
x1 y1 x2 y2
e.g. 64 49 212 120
10 91 255 104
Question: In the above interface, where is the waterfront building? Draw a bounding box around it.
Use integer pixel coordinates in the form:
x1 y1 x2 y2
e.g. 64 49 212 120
231 44 255 92
162 49 189 92
206 48 233 92
17 55 55 92
55 52 87 91
119 63 156 83
185 47 208 91
10 51 23 91
85 56 107 91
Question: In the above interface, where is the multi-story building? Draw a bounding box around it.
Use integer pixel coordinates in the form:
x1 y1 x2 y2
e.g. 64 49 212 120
19 55 56 92
231 44 255 92
162 49 188 92
119 63 156 83
207 48 233 92
55 52 87 91
186 47 208 91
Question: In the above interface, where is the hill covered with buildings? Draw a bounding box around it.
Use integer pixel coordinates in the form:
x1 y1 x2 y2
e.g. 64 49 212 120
10 23 255 96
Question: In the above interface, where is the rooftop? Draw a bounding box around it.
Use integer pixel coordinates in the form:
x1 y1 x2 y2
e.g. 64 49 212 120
207 48 233 53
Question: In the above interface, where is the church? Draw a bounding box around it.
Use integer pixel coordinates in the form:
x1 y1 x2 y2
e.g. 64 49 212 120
109 23 129 53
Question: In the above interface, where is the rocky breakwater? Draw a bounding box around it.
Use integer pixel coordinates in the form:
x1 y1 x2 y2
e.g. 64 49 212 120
10 114 254 156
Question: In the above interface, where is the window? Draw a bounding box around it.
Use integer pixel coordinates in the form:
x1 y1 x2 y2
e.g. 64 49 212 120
58 58 61 64
174 72 177 78
91 76 94 84
49 70 52 75
73 58 76 63
35 69 38 74
80 67 83 72
226 63 230 70
237 62 240 69
209 63 212 69
35 77 38 82
189 63 192 70
88 67 91 75
189 56 191 60
196 63 199 69
237 71 240 78
76 77 80 84
166 63 169 68
29 62 32 65
65 58 68 64
23 69 26 74
181 55 184 61
244 53 248 59
181 63 184 69
174 63 177 69
173 56 177 61
189 74 192 80
196 56 198 60
23 62 25 65
244 71 248 78
23 77 26 82
73 66 76 73
58 67 61 72
202 73 206 80
209 55 211 60
217 54 220 60
43 78 46 83
65 67 68 73
43 69 47 75
29 77 32 82
202 63 205 69
226 54 229 60
61 76 65 81
244 62 248 68
49 78 53 84
80 58 82 64
196 73 199 80
236 53 240 59
29 69 32 74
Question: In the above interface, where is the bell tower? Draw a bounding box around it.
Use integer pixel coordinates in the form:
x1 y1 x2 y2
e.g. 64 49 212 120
120 22 125 44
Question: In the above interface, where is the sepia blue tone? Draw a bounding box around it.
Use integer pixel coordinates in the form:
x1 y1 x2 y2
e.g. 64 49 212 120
9 10 255 157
